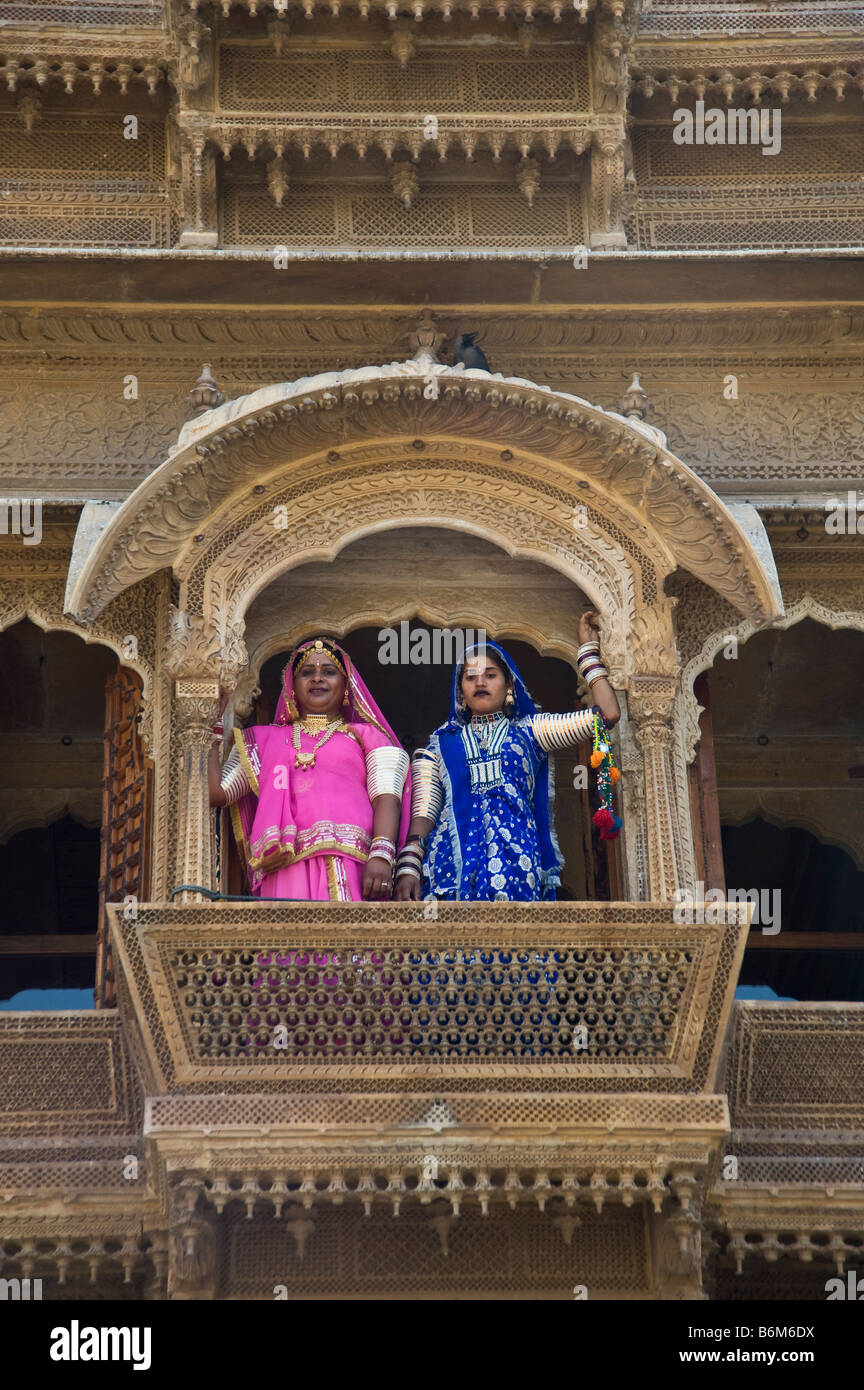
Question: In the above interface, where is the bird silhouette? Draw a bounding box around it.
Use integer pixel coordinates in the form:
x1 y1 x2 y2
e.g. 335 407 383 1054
452 332 491 372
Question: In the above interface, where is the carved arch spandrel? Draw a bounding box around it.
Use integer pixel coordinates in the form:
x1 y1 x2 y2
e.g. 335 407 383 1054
194 462 646 685
66 362 783 629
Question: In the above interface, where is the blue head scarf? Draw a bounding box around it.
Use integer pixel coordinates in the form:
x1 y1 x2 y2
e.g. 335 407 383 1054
434 640 562 892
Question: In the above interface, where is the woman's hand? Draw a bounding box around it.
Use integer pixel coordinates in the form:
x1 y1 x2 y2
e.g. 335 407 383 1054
578 608 601 647
394 873 422 902
362 854 393 901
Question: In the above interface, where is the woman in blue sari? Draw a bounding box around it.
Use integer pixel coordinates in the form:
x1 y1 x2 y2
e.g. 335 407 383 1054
394 612 621 902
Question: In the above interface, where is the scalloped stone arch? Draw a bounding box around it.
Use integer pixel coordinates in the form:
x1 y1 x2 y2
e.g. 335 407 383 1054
722 797 864 875
200 463 637 681
66 360 783 634
0 593 151 699
679 593 864 763
0 795 102 849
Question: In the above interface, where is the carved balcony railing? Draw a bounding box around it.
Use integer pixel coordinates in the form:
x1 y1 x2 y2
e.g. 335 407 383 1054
108 900 749 1091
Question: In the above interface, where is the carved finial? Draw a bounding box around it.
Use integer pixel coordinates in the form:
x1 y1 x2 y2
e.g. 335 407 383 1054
190 364 224 416
267 16 292 54
619 372 651 422
391 161 419 208
408 311 445 362
267 153 289 206
16 90 41 132
390 22 416 66
516 156 541 207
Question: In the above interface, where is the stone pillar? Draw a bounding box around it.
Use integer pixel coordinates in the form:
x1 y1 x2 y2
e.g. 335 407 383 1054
174 680 221 899
629 676 687 901
589 133 628 250
649 1193 708 1301
615 692 649 901
164 606 248 901
178 129 218 249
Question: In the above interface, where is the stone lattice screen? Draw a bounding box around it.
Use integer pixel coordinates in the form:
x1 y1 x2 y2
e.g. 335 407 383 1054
721 1001 864 1186
221 171 586 251
0 0 162 20
628 123 864 250
637 1 864 36
0 108 177 248
109 901 749 1093
219 1199 651 1298
216 41 591 114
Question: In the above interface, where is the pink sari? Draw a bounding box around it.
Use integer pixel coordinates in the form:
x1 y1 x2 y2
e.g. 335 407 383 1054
229 641 411 902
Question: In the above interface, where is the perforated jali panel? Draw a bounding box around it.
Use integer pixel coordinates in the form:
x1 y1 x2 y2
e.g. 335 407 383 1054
172 944 691 1063
0 113 175 247
110 902 747 1091
0 0 161 20
725 1003 864 1130
0 1013 143 1138
639 3 864 36
217 42 590 114
220 1200 649 1297
629 125 864 250
221 178 584 250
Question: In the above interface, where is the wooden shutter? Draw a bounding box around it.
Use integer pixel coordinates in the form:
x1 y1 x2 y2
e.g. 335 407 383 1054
687 671 726 894
96 668 153 1008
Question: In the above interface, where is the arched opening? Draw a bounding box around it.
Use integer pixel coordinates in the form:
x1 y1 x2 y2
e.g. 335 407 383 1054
724 818 864 1001
226 529 624 900
0 619 153 1008
694 619 864 1000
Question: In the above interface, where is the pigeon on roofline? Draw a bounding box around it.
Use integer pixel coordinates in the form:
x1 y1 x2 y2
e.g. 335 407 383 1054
452 332 491 372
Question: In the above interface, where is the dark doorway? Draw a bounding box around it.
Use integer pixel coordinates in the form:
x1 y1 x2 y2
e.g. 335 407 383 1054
0 815 100 1002
725 818 864 1001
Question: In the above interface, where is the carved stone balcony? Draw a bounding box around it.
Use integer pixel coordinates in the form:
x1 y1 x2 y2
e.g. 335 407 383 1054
106 900 747 1294
110 900 747 1089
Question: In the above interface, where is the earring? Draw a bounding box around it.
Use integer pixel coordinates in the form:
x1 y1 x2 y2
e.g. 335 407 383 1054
285 696 298 722
456 692 466 711
342 688 350 706
504 690 515 710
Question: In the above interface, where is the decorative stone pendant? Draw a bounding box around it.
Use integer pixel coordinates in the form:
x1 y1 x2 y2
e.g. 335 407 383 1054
295 751 316 769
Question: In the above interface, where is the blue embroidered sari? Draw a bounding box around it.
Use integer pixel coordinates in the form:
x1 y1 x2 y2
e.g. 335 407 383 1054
420 642 564 901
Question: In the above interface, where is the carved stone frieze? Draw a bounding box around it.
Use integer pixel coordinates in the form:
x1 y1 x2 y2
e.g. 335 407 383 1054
66 359 781 630
4 306 862 492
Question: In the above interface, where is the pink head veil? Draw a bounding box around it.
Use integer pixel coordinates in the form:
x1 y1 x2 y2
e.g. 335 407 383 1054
275 637 412 847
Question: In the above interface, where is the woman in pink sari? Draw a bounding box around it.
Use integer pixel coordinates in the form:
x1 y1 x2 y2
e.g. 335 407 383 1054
208 637 410 901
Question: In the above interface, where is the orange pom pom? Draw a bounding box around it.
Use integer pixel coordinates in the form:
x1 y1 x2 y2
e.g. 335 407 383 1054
609 766 620 783
590 751 604 769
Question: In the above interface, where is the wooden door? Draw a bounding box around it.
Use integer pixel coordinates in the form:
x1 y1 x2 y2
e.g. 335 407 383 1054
96 669 153 1007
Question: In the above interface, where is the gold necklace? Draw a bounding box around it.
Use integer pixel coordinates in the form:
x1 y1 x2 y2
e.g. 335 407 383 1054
298 714 331 733
290 716 345 769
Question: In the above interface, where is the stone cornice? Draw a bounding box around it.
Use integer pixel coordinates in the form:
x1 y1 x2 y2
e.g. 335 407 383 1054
2 305 862 356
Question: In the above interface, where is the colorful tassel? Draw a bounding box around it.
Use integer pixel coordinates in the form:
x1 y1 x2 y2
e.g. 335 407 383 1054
591 710 622 840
